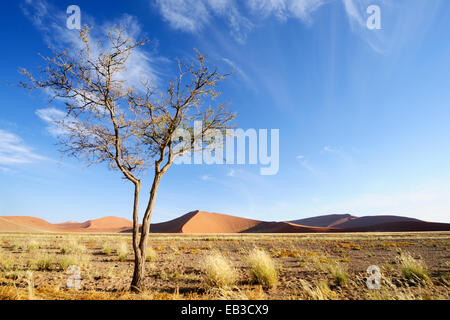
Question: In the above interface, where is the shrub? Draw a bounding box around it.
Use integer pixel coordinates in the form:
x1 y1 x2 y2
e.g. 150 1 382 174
247 249 278 288
26 240 40 252
101 243 113 255
328 263 348 287
398 252 429 283
300 279 337 300
36 255 54 271
60 240 86 255
0 251 14 272
116 241 129 262
201 252 236 289
58 255 78 271
146 247 157 262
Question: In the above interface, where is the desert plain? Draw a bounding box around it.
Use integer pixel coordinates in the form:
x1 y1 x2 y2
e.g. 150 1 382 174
0 212 449 300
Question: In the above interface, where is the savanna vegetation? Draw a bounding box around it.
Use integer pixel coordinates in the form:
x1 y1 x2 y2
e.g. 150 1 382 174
0 232 448 300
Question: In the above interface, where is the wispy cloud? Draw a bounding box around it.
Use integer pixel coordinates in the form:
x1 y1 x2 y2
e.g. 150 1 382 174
0 167 13 173
35 108 68 137
201 174 213 181
295 155 320 175
341 0 388 53
221 57 258 90
152 0 325 43
154 0 325 43
247 0 325 24
155 0 253 43
155 0 209 33
341 0 445 54
21 0 160 90
342 0 366 28
323 145 337 153
0 130 45 165
299 159 318 175
222 58 248 78
154 0 444 55
227 169 235 177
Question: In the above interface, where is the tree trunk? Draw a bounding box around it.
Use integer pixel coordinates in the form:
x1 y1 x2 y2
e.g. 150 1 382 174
131 252 145 292
130 173 162 292
130 181 143 292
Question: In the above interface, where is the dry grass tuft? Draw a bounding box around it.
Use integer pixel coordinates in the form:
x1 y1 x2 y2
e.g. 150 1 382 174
36 255 55 271
60 240 86 255
200 252 237 289
0 285 26 300
397 252 429 283
0 250 15 272
101 243 114 255
328 263 348 287
247 248 278 288
25 240 40 252
57 254 90 271
300 279 337 300
146 247 158 262
244 285 266 300
115 241 129 262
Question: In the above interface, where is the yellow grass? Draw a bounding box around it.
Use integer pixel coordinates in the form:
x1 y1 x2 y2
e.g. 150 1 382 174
247 248 278 288
397 251 429 283
200 252 236 289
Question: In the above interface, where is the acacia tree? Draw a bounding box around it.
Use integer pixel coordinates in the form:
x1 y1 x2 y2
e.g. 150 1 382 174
21 27 234 292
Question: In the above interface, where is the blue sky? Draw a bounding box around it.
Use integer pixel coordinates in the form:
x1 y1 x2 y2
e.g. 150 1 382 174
0 0 449 223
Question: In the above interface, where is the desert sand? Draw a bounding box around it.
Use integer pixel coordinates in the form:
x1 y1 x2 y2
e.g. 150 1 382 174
151 210 261 233
289 214 357 227
1 211 449 233
0 216 132 233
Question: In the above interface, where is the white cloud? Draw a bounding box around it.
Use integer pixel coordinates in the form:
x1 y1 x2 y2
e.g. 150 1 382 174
340 0 444 55
221 57 254 86
155 0 326 35
247 0 325 24
323 145 336 153
201 174 213 181
156 0 210 33
295 155 320 175
227 169 235 176
154 0 329 43
342 0 365 28
227 6 254 43
340 0 388 53
0 130 45 165
299 159 318 175
155 0 254 43
246 0 287 19
288 0 325 23
22 0 159 91
153 0 382 45
155 0 442 55
35 108 71 137
0 167 12 173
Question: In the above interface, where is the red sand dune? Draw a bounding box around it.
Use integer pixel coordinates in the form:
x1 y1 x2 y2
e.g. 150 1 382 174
242 221 333 233
0 216 133 233
84 216 133 231
0 216 63 233
345 221 450 232
1 212 449 233
150 210 262 233
289 214 357 228
57 216 133 232
331 215 422 229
